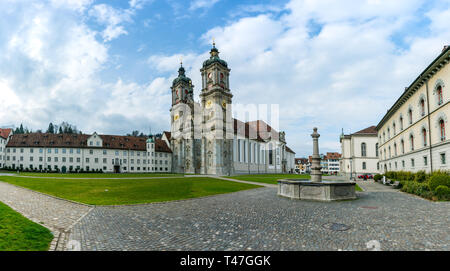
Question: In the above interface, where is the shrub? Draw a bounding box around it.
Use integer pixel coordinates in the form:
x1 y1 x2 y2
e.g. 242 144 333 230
414 171 427 183
435 185 450 200
428 172 450 191
374 174 382 181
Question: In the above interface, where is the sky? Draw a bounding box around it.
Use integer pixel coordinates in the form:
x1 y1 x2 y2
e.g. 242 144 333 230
0 0 449 157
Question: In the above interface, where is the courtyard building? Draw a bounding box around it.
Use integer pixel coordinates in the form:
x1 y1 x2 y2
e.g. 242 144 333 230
0 128 12 168
340 126 379 178
0 130 172 173
377 45 450 173
294 157 309 174
325 152 341 174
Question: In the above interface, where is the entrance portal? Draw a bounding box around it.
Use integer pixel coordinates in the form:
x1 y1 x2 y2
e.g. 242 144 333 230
114 165 120 173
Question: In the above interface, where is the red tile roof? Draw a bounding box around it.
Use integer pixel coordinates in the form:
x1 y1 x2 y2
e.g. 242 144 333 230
6 133 172 153
295 158 308 164
0 128 12 139
233 119 280 141
163 131 171 141
325 152 341 160
353 126 377 135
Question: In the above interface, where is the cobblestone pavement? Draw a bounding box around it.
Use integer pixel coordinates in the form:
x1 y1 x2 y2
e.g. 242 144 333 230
356 180 398 192
0 182 93 250
69 188 449 251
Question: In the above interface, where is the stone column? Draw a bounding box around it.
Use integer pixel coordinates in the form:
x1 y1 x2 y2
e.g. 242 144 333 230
311 127 322 182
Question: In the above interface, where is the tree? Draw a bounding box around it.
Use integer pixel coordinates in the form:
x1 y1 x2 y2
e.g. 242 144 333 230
58 127 63 134
47 123 55 134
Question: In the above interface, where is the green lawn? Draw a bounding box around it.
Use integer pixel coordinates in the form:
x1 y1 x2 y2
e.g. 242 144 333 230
14 172 183 178
0 176 261 205
0 201 53 251
229 174 311 184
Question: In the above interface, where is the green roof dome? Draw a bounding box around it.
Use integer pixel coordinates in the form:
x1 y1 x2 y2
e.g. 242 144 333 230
203 44 228 68
172 64 192 85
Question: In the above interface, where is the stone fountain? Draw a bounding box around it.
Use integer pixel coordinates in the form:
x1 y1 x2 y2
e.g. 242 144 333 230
278 128 356 201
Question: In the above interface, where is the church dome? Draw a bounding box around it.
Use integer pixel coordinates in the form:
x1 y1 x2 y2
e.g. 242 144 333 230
172 64 192 85
202 43 228 68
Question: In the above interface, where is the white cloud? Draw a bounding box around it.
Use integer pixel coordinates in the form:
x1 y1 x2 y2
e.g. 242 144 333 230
148 0 450 156
189 0 220 11
50 0 93 12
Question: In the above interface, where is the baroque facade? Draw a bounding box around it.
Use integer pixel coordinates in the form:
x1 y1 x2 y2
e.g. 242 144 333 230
377 46 450 173
169 44 295 175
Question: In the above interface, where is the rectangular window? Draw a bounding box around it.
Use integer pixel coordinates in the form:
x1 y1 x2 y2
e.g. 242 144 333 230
424 156 428 166
441 153 446 164
411 158 415 167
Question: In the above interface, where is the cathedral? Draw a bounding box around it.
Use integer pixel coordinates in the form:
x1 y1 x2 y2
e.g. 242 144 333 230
0 44 296 176
169 43 296 175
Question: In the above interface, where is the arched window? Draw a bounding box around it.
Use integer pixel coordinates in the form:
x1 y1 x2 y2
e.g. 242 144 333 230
437 86 443 105
408 109 413 124
394 143 397 156
375 143 378 157
388 146 391 158
420 99 425 116
387 128 390 139
422 128 427 146
361 143 367 157
393 123 396 135
410 134 414 151
401 139 405 154
440 119 446 141
400 116 404 130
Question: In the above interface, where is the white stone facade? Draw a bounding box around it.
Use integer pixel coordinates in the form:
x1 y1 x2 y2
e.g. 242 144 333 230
169 45 295 175
0 131 172 173
377 46 450 173
340 126 379 178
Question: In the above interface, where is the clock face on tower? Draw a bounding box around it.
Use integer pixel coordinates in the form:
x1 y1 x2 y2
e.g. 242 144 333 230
207 73 212 80
222 101 227 109
206 100 212 109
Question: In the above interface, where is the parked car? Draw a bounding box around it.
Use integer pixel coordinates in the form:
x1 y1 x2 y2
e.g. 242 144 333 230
357 174 373 180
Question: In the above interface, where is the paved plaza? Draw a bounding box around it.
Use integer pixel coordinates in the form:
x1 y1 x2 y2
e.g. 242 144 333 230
0 178 448 251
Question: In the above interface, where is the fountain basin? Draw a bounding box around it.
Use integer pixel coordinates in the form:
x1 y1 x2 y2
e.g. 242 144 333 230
277 179 357 201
